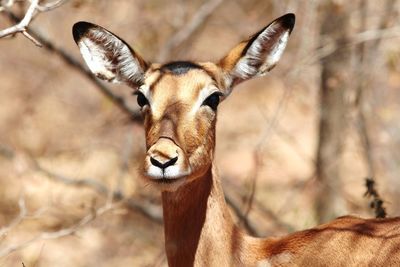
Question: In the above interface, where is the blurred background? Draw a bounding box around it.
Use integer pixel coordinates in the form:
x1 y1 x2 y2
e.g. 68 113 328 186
0 0 399 266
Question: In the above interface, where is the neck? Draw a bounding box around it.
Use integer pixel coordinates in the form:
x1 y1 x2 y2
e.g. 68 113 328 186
162 167 242 266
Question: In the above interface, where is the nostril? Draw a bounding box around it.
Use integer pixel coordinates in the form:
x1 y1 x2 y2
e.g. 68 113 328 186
150 156 178 169
168 156 178 166
150 157 163 168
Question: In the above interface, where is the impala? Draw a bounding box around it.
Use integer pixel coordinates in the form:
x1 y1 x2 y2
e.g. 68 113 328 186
73 13 400 267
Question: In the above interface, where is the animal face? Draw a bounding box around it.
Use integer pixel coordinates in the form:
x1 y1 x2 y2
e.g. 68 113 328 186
137 63 224 191
72 13 295 191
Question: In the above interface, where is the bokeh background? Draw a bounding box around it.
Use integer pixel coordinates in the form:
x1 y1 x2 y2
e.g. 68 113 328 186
0 0 400 266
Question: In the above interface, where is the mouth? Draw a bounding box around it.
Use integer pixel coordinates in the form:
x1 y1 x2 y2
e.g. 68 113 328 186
153 176 183 184
146 175 187 191
144 166 191 184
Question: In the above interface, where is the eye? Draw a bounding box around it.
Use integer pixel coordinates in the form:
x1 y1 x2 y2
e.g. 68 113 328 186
202 92 221 111
136 92 149 108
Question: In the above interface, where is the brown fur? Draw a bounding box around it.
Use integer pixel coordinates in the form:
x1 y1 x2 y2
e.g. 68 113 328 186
73 14 400 267
160 159 400 266
138 65 400 266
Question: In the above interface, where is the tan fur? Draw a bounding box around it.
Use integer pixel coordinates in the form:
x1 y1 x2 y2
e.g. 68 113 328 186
218 41 248 72
138 65 400 267
159 153 400 266
73 14 400 267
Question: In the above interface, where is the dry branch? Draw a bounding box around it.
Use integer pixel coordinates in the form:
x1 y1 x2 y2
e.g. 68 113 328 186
224 180 295 235
0 0 68 46
34 0 66 12
28 154 163 224
0 144 163 225
355 0 397 173
353 0 396 218
0 196 27 238
0 147 161 257
240 84 292 225
4 11 143 122
225 193 260 236
0 0 41 45
300 25 400 68
364 178 387 219
0 200 117 258
157 0 225 62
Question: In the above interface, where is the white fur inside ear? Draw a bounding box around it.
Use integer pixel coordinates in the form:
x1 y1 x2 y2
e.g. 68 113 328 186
77 29 144 84
265 31 289 69
79 39 116 81
233 25 290 80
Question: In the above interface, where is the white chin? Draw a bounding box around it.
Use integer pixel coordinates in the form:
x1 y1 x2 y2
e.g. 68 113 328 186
146 165 190 180
150 176 187 192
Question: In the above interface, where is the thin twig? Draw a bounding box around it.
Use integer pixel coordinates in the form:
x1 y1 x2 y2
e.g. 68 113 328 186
242 151 261 225
157 0 224 62
225 180 295 234
364 178 387 218
28 155 109 196
225 193 260 236
240 84 292 224
353 1 396 220
0 201 117 257
29 155 163 224
33 0 67 12
0 145 163 224
0 0 42 45
301 25 400 67
353 0 397 179
0 196 27 237
4 11 143 122
252 196 295 233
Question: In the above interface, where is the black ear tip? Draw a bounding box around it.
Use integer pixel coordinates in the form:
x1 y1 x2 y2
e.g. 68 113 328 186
279 13 296 33
72 21 94 43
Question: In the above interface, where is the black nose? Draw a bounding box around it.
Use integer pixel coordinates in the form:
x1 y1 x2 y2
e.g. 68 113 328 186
150 156 178 169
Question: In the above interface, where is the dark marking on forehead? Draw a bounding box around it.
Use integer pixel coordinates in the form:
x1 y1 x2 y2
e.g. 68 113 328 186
160 61 203 75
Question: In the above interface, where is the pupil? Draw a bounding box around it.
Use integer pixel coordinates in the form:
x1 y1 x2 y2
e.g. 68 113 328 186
137 92 148 107
203 93 220 110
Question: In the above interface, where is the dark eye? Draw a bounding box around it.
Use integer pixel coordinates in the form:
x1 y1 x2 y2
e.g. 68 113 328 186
136 92 149 108
202 93 221 111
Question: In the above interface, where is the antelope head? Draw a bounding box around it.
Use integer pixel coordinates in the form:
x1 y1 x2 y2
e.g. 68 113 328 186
73 13 295 191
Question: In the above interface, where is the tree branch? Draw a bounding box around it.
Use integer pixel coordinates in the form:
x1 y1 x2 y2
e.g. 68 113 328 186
0 0 68 46
0 200 117 258
0 144 163 224
301 25 400 67
0 0 41 45
157 0 224 62
0 196 27 238
29 154 163 224
4 11 143 122
34 0 67 12
225 192 260 236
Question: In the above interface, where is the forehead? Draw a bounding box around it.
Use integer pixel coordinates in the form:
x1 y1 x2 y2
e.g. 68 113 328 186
143 61 217 101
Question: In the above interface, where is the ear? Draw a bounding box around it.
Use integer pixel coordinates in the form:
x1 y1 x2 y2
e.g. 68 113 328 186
218 13 295 88
72 21 148 88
